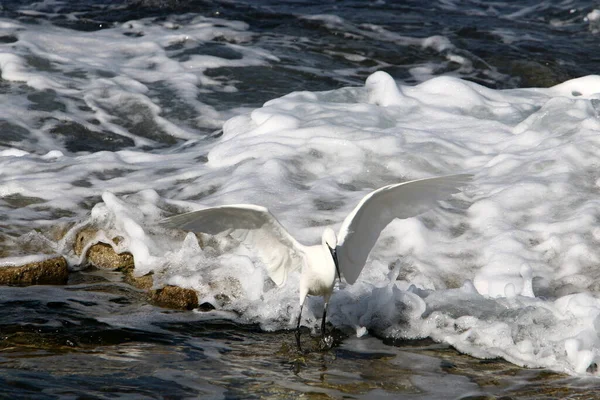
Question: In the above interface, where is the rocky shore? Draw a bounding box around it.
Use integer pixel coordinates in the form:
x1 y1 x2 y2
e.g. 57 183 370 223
0 226 199 311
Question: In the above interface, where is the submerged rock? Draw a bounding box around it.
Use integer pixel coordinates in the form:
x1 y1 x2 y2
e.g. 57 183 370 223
149 285 199 310
74 228 134 270
123 268 154 290
0 256 68 285
124 269 199 310
86 242 134 270
73 227 198 310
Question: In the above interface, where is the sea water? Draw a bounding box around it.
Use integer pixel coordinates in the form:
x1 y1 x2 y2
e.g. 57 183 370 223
2 0 600 398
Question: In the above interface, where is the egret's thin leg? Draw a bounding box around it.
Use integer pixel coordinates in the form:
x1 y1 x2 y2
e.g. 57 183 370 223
295 304 304 351
320 302 329 337
318 301 334 351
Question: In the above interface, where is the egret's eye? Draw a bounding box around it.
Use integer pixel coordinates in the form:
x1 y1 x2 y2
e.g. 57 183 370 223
328 245 336 260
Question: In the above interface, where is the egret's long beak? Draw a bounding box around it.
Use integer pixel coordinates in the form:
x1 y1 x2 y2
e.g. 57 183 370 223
329 246 341 284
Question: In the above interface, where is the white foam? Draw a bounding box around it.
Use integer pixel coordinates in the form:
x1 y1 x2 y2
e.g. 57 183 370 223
0 148 29 157
0 254 56 267
586 9 600 33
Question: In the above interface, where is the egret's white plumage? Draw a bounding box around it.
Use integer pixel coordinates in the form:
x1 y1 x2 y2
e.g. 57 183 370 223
162 174 471 348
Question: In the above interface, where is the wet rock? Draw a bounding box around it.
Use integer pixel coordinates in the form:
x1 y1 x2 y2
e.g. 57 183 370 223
149 285 199 310
123 269 154 290
74 228 134 270
73 227 199 311
0 256 68 285
86 242 134 270
124 269 199 311
74 228 100 255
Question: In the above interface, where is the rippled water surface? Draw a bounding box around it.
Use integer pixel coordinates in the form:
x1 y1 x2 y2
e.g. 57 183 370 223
1 280 597 399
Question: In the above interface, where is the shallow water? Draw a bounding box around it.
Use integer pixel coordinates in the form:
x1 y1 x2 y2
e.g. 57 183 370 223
0 277 597 400
3 0 600 397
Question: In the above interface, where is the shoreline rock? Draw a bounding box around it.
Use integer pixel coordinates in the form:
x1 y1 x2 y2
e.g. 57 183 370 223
74 228 134 270
149 285 199 310
75 227 199 310
0 256 68 285
1 226 200 311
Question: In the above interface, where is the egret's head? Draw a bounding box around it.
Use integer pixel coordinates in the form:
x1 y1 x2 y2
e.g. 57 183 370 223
322 227 337 248
322 227 341 283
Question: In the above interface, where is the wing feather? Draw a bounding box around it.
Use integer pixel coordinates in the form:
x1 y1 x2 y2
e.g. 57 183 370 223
161 204 305 286
336 174 471 284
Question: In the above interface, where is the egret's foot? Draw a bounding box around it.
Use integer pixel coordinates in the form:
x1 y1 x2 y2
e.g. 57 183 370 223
318 334 334 351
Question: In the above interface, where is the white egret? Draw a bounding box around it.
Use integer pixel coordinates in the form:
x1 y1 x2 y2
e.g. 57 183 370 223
161 174 471 350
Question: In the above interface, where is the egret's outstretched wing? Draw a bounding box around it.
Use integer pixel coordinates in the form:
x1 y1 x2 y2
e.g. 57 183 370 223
336 174 472 284
161 204 305 286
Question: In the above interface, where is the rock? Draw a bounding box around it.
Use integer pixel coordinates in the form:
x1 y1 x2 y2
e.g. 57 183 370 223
0 256 68 285
73 228 96 256
123 269 154 290
123 269 199 311
149 285 199 310
74 228 134 270
73 228 199 311
86 242 134 270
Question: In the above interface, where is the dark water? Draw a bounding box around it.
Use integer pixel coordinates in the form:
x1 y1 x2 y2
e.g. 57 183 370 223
2 0 599 103
2 0 600 398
